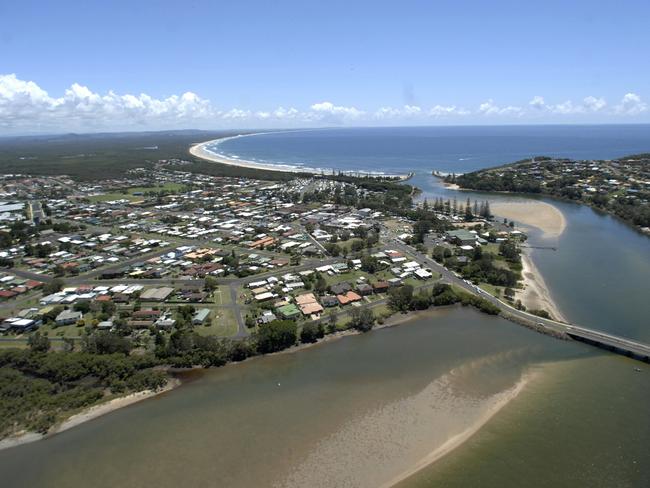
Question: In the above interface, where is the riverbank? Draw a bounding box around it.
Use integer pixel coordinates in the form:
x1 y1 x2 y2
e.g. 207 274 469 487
517 251 567 322
487 199 567 320
190 139 411 180
0 377 181 452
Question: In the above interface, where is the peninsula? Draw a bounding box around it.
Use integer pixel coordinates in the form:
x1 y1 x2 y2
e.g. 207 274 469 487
445 154 650 235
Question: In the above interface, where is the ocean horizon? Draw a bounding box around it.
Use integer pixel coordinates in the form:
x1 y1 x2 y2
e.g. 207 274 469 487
206 125 650 175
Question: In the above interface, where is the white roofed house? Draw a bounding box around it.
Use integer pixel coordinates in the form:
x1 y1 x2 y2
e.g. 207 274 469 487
55 309 83 326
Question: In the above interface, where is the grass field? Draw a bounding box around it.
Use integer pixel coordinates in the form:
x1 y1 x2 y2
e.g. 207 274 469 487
87 182 187 202
194 308 238 337
39 322 85 338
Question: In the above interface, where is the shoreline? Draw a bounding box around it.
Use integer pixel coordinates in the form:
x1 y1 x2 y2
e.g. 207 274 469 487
518 250 567 322
0 377 181 452
381 371 534 488
0 309 438 452
189 137 411 180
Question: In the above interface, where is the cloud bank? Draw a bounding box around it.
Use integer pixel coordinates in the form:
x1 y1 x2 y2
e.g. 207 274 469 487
0 73 647 134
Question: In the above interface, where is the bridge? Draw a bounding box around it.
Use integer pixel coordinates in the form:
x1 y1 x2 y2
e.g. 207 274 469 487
383 230 650 364
563 325 650 363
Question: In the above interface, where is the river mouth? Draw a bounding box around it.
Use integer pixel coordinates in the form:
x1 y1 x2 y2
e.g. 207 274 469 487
0 308 582 488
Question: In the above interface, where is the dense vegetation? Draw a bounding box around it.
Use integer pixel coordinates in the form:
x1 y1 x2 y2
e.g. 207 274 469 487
0 130 239 180
387 283 501 316
0 346 166 437
443 242 521 288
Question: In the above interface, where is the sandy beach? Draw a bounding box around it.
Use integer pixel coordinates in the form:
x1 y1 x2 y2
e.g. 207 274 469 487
0 378 181 452
190 139 309 174
189 138 411 179
490 200 566 238
517 251 567 322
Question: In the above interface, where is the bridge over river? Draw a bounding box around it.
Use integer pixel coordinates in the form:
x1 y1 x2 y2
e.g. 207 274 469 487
385 232 650 364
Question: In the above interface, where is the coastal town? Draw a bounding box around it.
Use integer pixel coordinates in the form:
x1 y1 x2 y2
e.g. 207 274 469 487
445 154 650 234
0 163 530 341
3 142 650 446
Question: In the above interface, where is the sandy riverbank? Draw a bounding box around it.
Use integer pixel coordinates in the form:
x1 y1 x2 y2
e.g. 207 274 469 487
490 200 566 238
517 251 567 322
189 139 411 180
489 200 567 321
0 377 181 452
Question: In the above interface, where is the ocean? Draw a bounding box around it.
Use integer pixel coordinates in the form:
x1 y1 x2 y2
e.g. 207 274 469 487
207 125 650 175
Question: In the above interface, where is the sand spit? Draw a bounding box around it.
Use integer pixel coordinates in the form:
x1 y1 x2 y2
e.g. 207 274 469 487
491 200 566 238
278 354 535 488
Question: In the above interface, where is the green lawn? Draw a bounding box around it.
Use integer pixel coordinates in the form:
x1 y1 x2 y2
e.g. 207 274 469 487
211 287 232 306
38 322 85 338
194 309 238 337
87 183 187 202
478 282 503 298
0 341 28 349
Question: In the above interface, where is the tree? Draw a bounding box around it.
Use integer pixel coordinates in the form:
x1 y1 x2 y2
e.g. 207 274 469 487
314 274 327 294
255 320 298 353
360 255 379 273
42 278 64 296
28 332 51 353
350 240 365 253
350 308 375 332
465 198 473 221
327 313 338 333
83 331 132 355
324 243 341 256
498 240 520 262
74 301 91 314
387 285 414 312
204 276 219 292
300 322 324 343
353 227 368 239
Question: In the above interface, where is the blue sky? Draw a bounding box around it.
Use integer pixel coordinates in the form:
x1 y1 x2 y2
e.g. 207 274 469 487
1 0 649 133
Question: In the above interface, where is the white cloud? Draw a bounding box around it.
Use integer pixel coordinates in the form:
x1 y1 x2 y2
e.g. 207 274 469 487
583 96 607 112
528 95 607 114
615 93 647 115
0 73 214 131
478 99 523 116
0 73 647 133
273 107 300 119
374 105 422 119
529 96 546 110
309 101 364 120
429 105 470 117
222 108 252 120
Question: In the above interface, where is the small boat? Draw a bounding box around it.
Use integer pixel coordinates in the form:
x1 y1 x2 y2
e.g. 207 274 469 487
634 368 642 372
